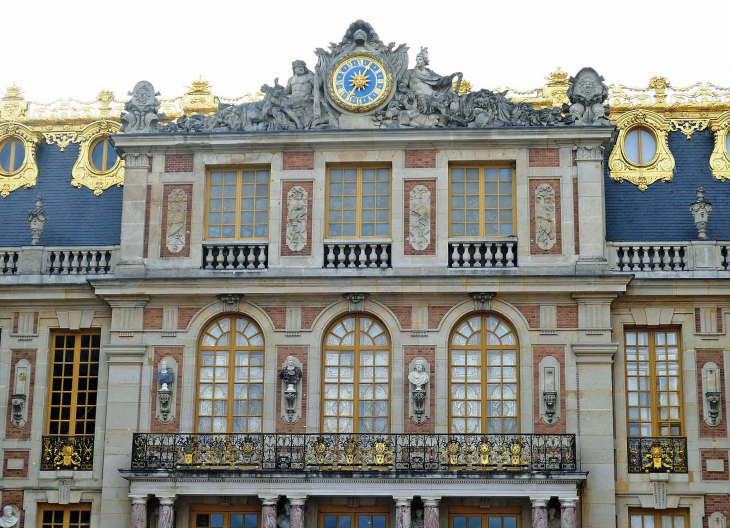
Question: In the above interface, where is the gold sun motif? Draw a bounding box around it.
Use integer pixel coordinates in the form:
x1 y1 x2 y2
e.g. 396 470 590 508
351 73 370 90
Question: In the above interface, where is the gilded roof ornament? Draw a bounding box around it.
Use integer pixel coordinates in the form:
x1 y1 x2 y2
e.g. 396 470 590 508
0 84 28 119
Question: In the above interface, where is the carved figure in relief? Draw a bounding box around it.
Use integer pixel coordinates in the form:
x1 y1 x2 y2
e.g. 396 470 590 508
166 189 187 253
408 359 429 390
276 502 291 528
120 81 166 133
280 357 303 387
411 508 424 528
535 183 556 251
565 67 610 125
286 186 308 252
157 360 175 391
547 507 560 528
409 185 431 251
0 506 18 528
27 194 48 245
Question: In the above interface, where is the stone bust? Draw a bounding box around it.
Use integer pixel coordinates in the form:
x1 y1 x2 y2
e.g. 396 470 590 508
547 507 560 528
0 506 19 528
408 359 429 390
157 360 175 391
280 357 303 386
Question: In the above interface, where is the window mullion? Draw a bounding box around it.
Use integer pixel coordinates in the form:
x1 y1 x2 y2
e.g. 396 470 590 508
236 170 242 240
356 168 363 238
228 330 235 433
649 330 658 436
70 334 82 436
354 316 360 432
479 168 485 237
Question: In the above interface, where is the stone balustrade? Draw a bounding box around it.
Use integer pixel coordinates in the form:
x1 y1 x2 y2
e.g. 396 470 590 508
202 243 269 270
324 241 392 269
0 249 20 274
449 239 517 268
46 247 116 274
608 241 730 272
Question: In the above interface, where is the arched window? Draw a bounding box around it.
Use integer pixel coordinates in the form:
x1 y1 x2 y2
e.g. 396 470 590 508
323 314 391 434
196 315 264 433
449 314 519 434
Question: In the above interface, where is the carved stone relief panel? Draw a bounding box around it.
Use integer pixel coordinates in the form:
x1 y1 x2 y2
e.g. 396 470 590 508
535 183 556 251
286 186 308 252
409 185 431 251
166 188 188 254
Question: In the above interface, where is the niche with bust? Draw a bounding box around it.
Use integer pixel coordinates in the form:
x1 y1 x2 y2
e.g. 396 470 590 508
156 357 178 424
408 358 431 425
539 356 561 426
280 356 303 424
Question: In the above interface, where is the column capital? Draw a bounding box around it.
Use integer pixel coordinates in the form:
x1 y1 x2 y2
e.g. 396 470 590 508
129 495 149 505
422 497 440 507
530 499 549 508
157 495 177 505
260 495 279 506
560 497 579 506
394 498 412 507
288 496 307 507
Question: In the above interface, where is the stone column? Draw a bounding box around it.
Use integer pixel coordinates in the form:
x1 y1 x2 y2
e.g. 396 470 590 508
560 498 577 528
289 497 307 528
530 499 548 528
260 496 278 528
395 498 412 528
130 496 148 528
574 143 608 273
423 498 440 528
157 496 176 528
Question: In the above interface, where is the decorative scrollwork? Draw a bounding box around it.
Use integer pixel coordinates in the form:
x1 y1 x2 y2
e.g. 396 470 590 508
709 110 730 182
669 119 709 140
45 132 81 151
0 122 42 198
41 435 94 471
71 120 124 196
627 437 688 473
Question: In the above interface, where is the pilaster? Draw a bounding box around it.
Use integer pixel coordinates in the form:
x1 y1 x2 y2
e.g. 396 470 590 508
117 153 150 276
574 144 608 272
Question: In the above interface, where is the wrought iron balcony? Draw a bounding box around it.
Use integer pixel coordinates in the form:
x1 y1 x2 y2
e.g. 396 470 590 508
41 435 95 471
131 433 576 474
627 437 688 474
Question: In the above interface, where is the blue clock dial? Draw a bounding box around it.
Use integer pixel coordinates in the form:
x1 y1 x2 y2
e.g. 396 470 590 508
329 54 392 113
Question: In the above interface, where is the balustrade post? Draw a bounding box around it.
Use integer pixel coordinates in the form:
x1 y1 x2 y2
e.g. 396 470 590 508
494 244 504 267
260 496 279 528
394 498 412 528
560 498 578 528
288 497 307 528
156 495 176 528
258 245 267 269
226 246 235 269
369 244 378 268
247 246 256 269
326 244 335 267
662 246 671 270
641 246 650 270
130 495 148 528
672 245 682 269
348 244 356 267
423 498 440 528
631 246 640 270
451 243 460 268
484 243 494 268
359 244 368 267
505 242 515 267
380 244 389 268
337 245 346 268
530 499 548 528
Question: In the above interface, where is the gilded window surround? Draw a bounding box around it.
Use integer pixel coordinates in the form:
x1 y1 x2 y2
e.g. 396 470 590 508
709 110 730 182
0 121 42 198
608 110 675 192
71 120 124 195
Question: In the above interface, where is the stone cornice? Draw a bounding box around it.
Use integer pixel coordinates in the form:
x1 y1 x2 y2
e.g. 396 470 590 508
572 343 619 364
103 345 146 364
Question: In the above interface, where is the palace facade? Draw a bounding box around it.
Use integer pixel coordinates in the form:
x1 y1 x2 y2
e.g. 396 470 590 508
1 21 730 528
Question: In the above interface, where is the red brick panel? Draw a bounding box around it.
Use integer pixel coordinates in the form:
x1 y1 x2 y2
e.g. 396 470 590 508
160 184 193 258
143 308 163 330
0 490 24 528
405 150 437 169
164 154 194 173
2 451 29 478
556 305 578 328
404 180 436 256
428 306 452 329
5 350 35 440
533 347 566 433
283 152 314 170
302 307 325 330
719 308 724 333
263 307 286 330
276 347 308 433
529 148 560 167
517 305 540 329
573 178 580 255
695 308 702 333
178 307 200 330
529 179 562 255
404 346 435 433
151 348 184 433
386 306 412 330
280 181 314 257
144 184 151 259
704 495 730 528
701 450 729 481
697 350 728 439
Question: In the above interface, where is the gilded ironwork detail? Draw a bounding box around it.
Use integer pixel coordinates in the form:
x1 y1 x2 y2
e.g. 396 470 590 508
669 119 709 140
45 131 81 151
71 120 124 196
0 122 42 198
627 437 687 474
130 433 576 473
608 110 675 191
709 110 730 182
41 435 94 471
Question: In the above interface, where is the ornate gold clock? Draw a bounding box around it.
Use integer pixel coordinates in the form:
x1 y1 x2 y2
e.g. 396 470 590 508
329 53 393 113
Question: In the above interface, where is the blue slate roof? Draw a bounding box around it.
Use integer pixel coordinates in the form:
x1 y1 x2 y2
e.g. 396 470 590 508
0 142 122 246
605 129 730 242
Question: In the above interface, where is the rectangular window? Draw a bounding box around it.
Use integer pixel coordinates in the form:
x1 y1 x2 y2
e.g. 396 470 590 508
206 168 270 240
625 328 683 437
629 509 688 528
450 507 520 528
327 167 391 238
192 506 260 528
449 166 514 237
46 332 100 436
320 506 389 528
38 504 91 528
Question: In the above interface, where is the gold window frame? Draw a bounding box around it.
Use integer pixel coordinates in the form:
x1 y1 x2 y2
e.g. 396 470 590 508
325 165 392 239
38 503 92 528
448 164 516 238
449 506 522 528
190 504 261 528
318 504 390 528
71 120 124 196
205 167 271 241
195 314 265 434
608 109 675 191
0 121 42 198
321 314 391 434
628 508 689 528
709 110 730 182
46 331 101 437
624 327 685 437
448 313 520 435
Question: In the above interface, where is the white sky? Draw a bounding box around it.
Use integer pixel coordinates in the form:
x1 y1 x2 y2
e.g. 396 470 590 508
3 0 730 103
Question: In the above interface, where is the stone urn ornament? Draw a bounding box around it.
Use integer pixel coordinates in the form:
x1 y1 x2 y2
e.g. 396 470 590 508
27 194 48 245
689 186 712 239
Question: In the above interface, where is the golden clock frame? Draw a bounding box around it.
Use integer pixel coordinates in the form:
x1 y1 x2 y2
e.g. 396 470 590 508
71 120 124 196
0 122 42 198
328 52 393 114
709 110 730 182
608 109 675 192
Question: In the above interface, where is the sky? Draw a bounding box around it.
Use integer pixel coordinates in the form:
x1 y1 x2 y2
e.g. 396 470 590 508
3 0 730 103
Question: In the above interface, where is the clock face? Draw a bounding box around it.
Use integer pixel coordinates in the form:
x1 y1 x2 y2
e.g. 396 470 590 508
329 54 392 113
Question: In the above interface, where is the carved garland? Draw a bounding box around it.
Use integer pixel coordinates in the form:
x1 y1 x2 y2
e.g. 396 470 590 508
608 109 675 191
71 120 125 196
709 110 730 182
0 122 42 198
